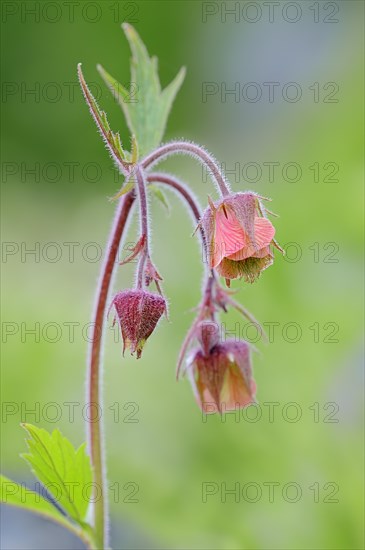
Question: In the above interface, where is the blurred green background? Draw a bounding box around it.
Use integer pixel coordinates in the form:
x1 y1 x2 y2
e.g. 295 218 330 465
1 1 364 549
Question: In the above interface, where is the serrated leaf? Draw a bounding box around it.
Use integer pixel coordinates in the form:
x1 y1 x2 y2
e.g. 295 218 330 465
78 63 131 184
1 474 70 527
148 184 170 213
21 424 92 526
97 23 185 158
0 475 95 548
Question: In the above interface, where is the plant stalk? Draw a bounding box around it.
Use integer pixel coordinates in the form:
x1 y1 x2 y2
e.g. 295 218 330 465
87 169 216 546
134 166 150 289
142 141 231 197
87 191 135 549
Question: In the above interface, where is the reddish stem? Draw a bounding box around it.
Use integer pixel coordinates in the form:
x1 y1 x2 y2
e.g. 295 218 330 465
87 191 135 548
146 172 205 245
87 170 216 546
142 141 231 197
134 166 149 289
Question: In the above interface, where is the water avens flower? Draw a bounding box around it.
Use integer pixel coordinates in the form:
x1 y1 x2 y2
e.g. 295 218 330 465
112 289 166 358
201 192 277 284
188 323 256 413
0 26 286 550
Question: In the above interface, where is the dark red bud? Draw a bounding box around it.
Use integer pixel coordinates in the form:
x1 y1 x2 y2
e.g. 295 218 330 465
113 289 166 359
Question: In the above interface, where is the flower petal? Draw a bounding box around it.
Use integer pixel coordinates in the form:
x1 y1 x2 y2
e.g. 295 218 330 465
252 245 271 258
227 217 275 261
225 192 257 246
221 365 256 410
212 205 247 267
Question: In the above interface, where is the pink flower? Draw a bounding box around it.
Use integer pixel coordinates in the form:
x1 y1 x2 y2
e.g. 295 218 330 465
201 192 276 283
112 290 166 358
187 321 256 413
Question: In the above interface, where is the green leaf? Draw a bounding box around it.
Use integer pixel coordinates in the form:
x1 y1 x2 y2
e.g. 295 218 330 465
1 474 71 528
97 23 185 158
148 184 170 213
110 176 136 201
78 62 131 183
0 475 95 548
21 423 93 526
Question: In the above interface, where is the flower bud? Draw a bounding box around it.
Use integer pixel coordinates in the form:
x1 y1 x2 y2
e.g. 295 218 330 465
112 289 166 358
201 192 277 284
188 339 256 413
196 320 220 356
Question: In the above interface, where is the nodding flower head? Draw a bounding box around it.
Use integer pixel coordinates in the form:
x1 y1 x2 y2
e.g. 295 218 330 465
201 192 277 284
112 289 166 359
187 321 256 413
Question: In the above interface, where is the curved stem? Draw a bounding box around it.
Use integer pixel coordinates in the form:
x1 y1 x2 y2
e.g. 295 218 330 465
147 172 201 222
146 171 214 276
85 168 219 546
87 191 135 549
146 171 204 244
142 141 231 197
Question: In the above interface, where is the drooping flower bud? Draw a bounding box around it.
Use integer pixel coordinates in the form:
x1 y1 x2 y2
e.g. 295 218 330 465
196 320 220 356
201 192 278 284
188 339 256 413
112 289 166 358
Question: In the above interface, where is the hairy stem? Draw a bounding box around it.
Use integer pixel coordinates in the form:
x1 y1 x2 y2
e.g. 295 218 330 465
87 191 135 548
145 172 218 378
142 141 231 197
146 172 216 281
146 170 216 277
134 167 150 289
146 172 204 242
86 167 219 545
